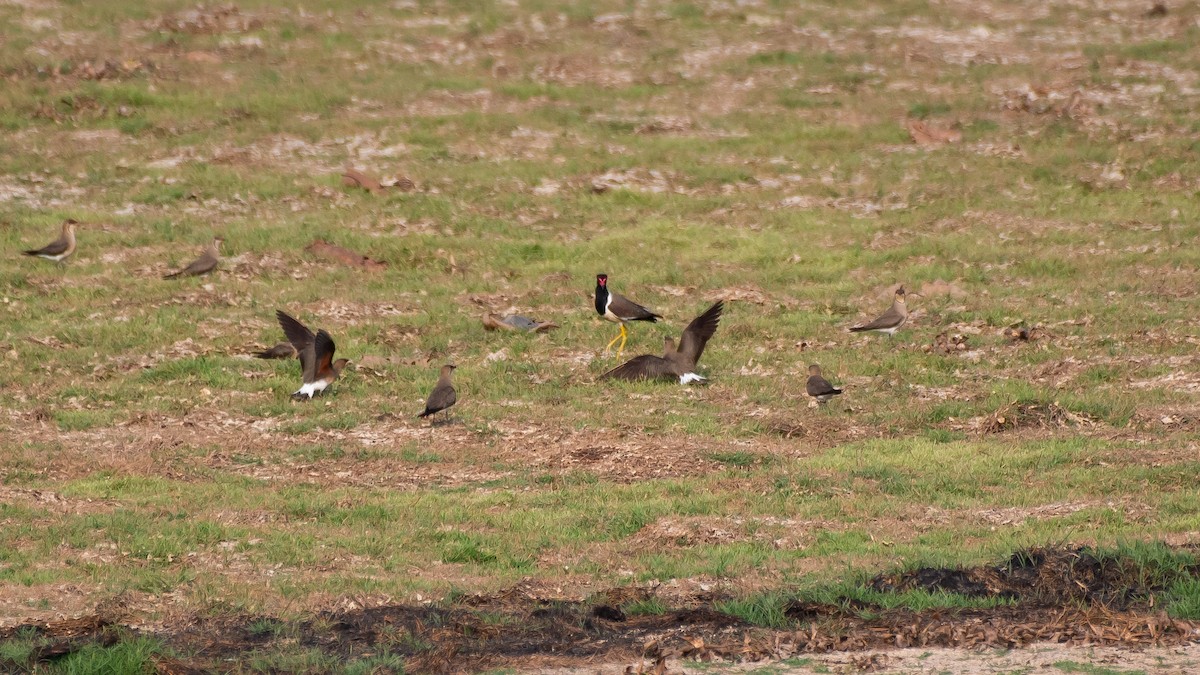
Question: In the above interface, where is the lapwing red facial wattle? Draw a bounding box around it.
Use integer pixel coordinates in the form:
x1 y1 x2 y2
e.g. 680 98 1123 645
849 286 908 337
594 273 662 356
23 220 77 264
600 300 723 385
164 237 224 279
418 364 457 420
275 310 350 401
805 364 843 404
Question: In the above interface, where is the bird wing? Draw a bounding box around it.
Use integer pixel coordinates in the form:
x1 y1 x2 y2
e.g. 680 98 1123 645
25 234 69 257
421 381 456 416
313 330 337 380
675 301 723 367
609 293 662 322
807 375 842 397
599 355 676 382
850 305 904 332
276 311 316 379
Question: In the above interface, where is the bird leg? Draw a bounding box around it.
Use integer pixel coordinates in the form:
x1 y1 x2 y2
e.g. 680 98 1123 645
615 324 629 356
604 329 623 354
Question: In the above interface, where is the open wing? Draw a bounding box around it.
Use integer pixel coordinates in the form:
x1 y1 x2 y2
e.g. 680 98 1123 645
313 330 337 380
599 354 676 382
676 301 723 367
276 311 317 380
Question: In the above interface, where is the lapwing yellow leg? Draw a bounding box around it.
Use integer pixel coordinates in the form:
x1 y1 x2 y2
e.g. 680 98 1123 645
604 324 630 355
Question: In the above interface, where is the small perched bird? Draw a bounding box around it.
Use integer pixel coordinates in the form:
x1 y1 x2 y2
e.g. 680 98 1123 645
600 300 723 385
23 220 77 263
595 273 662 356
164 237 223 279
805 364 843 404
418 364 457 419
849 286 908 337
253 342 297 360
275 310 350 400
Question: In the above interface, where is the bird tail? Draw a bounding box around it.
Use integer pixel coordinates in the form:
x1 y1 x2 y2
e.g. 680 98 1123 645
21 250 38 257
417 410 431 418
163 271 181 279
252 350 273 359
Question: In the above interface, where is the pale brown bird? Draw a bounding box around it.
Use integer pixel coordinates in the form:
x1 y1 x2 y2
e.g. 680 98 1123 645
849 287 908 337
23 220 77 263
418 365 457 418
164 237 223 279
806 364 843 404
600 301 723 384
275 310 350 400
595 273 662 356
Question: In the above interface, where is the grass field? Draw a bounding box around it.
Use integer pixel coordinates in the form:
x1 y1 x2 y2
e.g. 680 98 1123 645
2 0 1200 672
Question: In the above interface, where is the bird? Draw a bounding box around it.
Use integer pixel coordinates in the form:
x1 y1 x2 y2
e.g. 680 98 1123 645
164 237 223 279
253 342 297 360
274 310 350 400
481 313 558 333
849 286 908 337
22 220 77 263
418 364 457 419
806 364 843 404
600 300 723 384
595 273 662 356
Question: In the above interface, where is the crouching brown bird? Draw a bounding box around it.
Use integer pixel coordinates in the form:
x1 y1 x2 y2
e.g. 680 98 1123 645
849 286 908 337
164 237 223 279
253 342 296 360
419 365 457 419
805 364 843 404
600 300 723 384
275 310 350 400
595 273 662 356
23 219 77 264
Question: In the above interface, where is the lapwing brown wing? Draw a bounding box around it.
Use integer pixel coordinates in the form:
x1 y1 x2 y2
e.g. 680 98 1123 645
849 286 908 337
600 300 723 384
594 273 662 356
418 364 457 419
164 237 223 279
275 310 349 400
23 220 77 263
806 364 843 403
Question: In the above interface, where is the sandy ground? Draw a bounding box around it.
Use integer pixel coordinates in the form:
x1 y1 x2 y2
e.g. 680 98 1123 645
545 642 1200 674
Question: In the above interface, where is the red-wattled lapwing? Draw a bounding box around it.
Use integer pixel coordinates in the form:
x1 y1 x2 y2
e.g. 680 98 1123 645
600 300 723 384
418 365 457 419
849 286 908 337
594 273 662 356
164 237 223 279
275 310 350 400
23 220 77 264
806 364 843 404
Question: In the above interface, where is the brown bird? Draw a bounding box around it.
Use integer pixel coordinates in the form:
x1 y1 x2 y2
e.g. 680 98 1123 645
849 286 908 337
164 237 223 279
806 364 843 403
253 342 297 360
275 310 350 400
23 220 77 263
600 300 723 384
595 273 662 356
418 364 457 418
